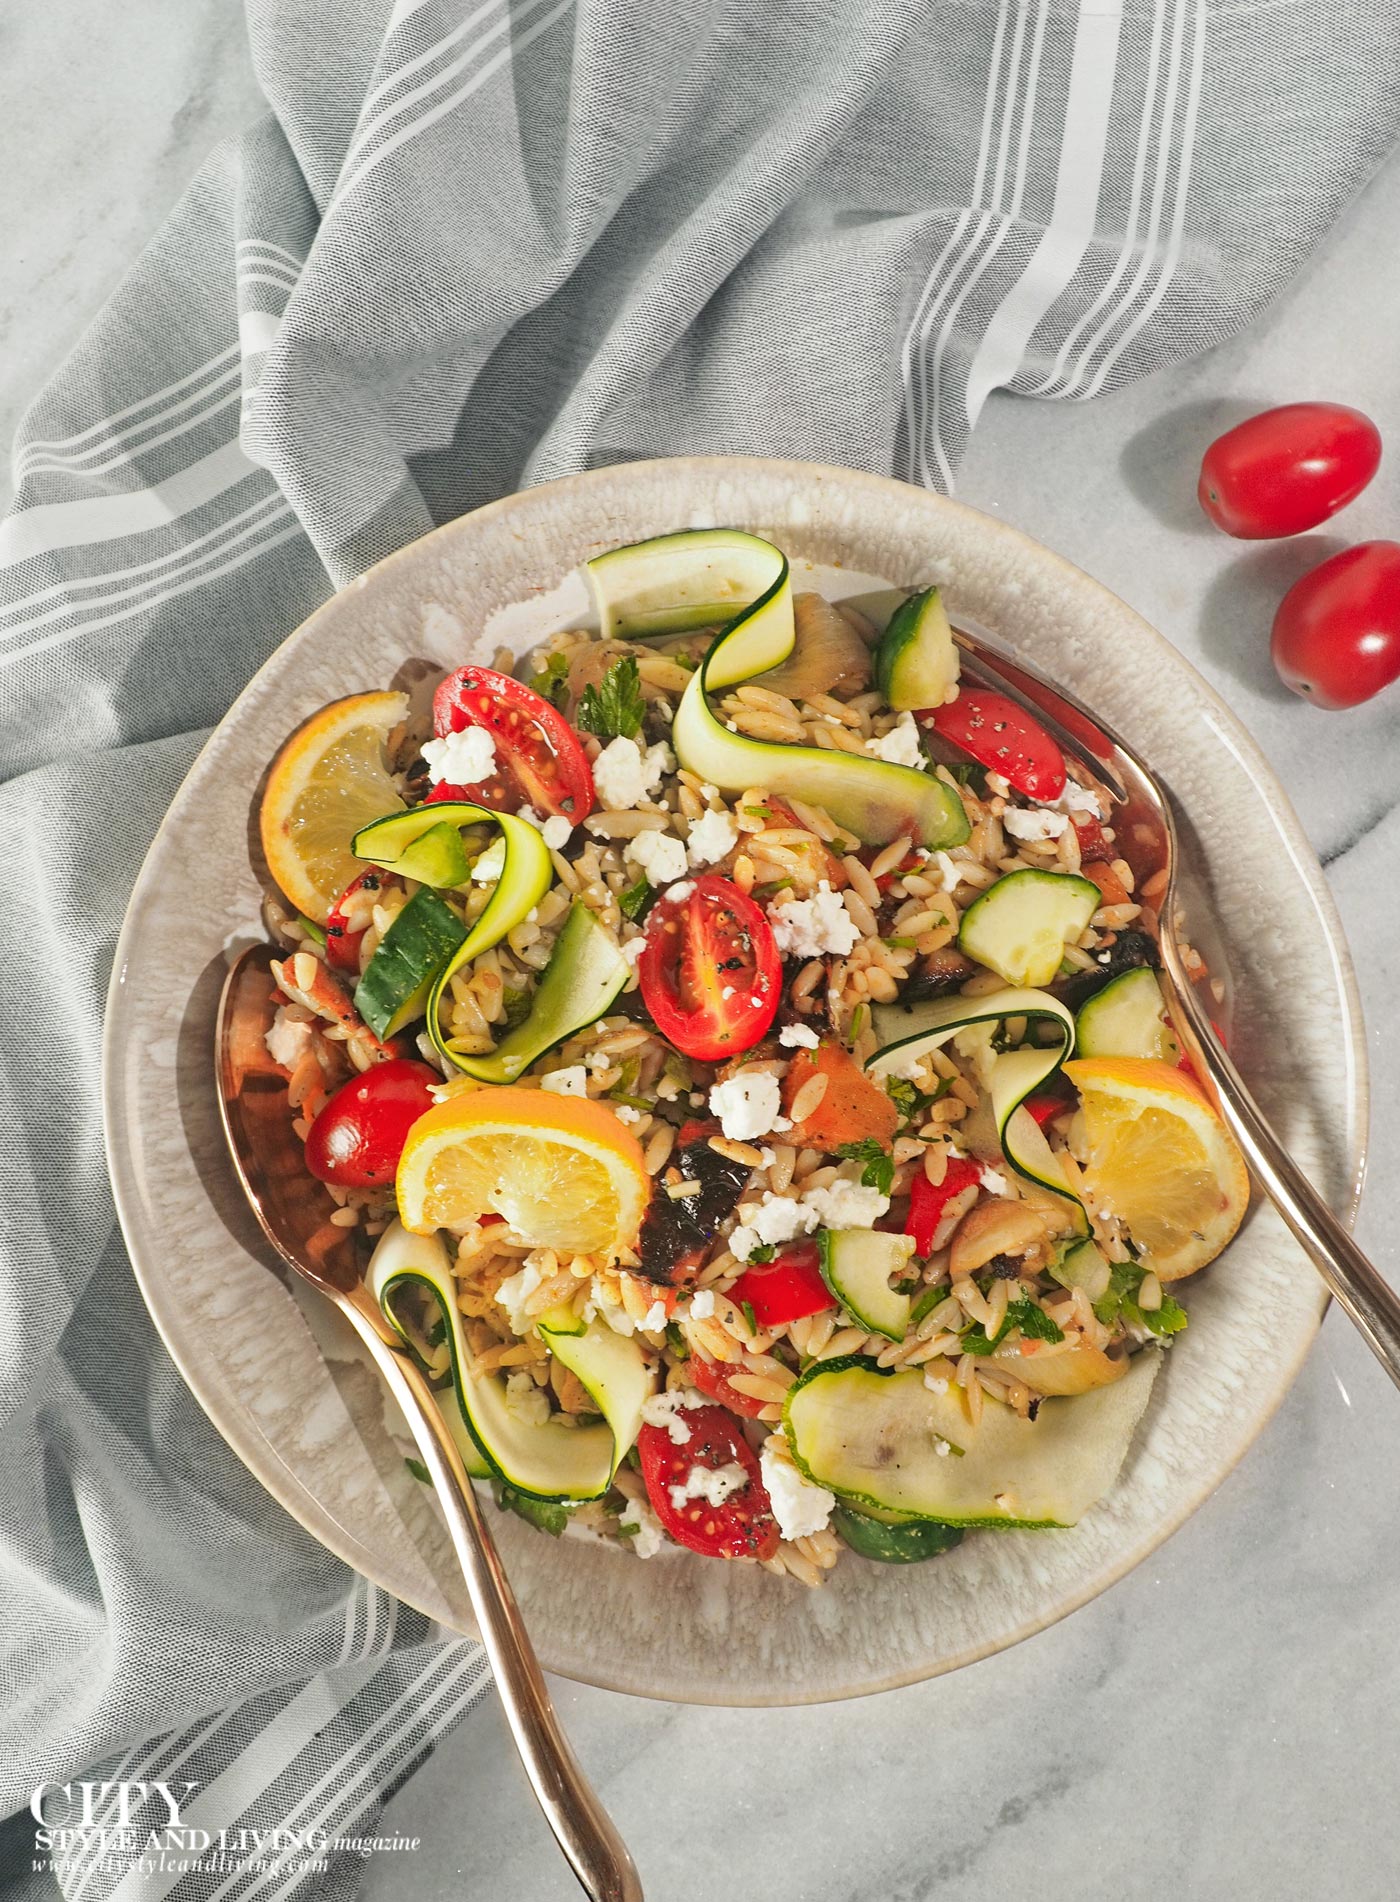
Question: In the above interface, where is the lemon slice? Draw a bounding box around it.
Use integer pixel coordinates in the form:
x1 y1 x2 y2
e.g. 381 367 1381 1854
259 691 408 923
396 1086 652 1256
1062 1057 1249 1281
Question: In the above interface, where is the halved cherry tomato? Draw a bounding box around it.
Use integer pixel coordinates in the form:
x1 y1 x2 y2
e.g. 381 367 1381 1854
639 875 780 1062
1271 541 1400 710
928 690 1066 801
429 665 595 821
304 1058 439 1188
637 1402 779 1559
730 1245 835 1327
688 1352 770 1419
324 871 392 974
905 1156 982 1255
1198 403 1381 540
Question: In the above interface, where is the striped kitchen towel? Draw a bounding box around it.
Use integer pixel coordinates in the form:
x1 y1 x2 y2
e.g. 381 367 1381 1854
1 0 1396 1896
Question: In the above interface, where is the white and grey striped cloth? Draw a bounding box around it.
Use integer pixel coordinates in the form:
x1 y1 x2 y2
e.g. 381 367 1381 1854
2 0 1396 1894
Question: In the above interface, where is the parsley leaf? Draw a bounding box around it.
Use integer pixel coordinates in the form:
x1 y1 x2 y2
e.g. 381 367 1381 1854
618 877 655 922
1093 1262 1189 1338
425 1317 447 1349
578 655 645 741
1141 1295 1188 1337
945 761 990 796
1006 1298 1064 1343
884 1073 953 1127
528 651 570 708
835 1138 895 1197
665 1322 691 1359
404 1456 431 1485
491 1480 569 1537
740 1300 759 1337
746 1244 776 1264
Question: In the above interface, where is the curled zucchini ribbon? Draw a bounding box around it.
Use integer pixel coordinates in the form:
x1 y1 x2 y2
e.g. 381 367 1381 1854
352 802 552 1070
867 986 1087 1233
586 529 969 849
367 1222 651 1502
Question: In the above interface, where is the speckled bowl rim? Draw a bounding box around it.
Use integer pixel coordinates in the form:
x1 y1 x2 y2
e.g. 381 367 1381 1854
103 456 1367 1705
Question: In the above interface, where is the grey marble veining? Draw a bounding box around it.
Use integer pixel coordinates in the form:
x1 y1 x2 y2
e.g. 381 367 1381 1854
5 7 1399 1899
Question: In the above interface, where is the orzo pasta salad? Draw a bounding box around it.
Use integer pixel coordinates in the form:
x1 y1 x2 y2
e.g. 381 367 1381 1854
254 529 1248 1585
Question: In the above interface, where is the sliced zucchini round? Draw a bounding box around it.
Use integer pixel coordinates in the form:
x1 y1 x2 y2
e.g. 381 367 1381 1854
353 888 467 1039
368 1222 652 1501
868 986 1086 1226
817 1228 915 1341
958 868 1100 988
873 586 958 712
782 1349 1159 1528
831 1504 963 1563
1075 966 1179 1063
586 530 970 850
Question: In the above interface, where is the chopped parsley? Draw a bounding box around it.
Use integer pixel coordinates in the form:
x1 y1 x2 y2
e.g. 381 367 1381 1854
740 1300 759 1337
618 877 655 922
961 1299 1064 1355
884 1072 953 1126
491 1480 569 1537
528 650 570 707
425 1317 447 1349
745 1244 777 1264
835 1138 896 1197
1093 1262 1188 1336
945 760 990 796
404 1456 431 1485
665 1322 691 1359
577 655 645 741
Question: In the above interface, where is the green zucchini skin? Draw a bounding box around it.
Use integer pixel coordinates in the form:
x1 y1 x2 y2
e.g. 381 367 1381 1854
817 1228 914 1341
452 901 629 1083
1075 966 1179 1062
832 1505 963 1563
353 888 467 1039
957 867 1100 989
874 587 958 712
587 529 970 849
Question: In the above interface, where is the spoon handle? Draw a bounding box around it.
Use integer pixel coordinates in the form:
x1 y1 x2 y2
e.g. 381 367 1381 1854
338 1288 644 1902
1160 940 1400 1389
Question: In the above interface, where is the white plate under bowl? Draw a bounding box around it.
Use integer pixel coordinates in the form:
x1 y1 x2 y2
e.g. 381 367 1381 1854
103 457 1366 1705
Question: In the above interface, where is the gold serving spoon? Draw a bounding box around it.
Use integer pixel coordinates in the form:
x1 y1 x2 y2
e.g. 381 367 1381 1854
948 614 1399 1385
216 943 643 1902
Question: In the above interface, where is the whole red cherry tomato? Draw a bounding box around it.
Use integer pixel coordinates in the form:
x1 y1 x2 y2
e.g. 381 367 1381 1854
637 1402 779 1559
1198 403 1381 540
729 1245 835 1327
928 690 1066 802
639 875 780 1063
428 665 594 822
1271 541 1400 709
304 1058 439 1188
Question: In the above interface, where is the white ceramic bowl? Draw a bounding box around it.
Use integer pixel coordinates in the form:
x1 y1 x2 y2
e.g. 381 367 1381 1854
103 457 1367 1704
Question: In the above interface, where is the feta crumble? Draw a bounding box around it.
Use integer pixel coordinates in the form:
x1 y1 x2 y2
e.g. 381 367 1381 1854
421 723 496 788
265 1007 312 1070
708 1071 791 1142
801 1179 889 1230
624 828 688 887
470 838 506 883
767 880 859 959
495 1262 543 1333
541 1065 588 1097
1002 806 1069 842
540 813 573 851
686 807 738 867
665 880 694 903
730 1192 819 1263
778 1021 820 1049
618 1495 666 1558
621 936 646 966
641 1387 704 1445
979 1166 1012 1197
592 735 674 811
640 1299 668 1332
931 850 960 892
760 1439 835 1541
667 1461 749 1512
689 1289 716 1319
866 711 925 768
1051 777 1108 819
503 1369 550 1425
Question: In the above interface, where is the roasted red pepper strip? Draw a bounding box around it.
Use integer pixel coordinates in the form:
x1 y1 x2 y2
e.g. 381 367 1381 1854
729 1245 835 1326
905 1156 983 1255
1024 1091 1068 1128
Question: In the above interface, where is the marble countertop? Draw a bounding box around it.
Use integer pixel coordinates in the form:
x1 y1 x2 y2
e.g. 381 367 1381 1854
8 7 1398 1899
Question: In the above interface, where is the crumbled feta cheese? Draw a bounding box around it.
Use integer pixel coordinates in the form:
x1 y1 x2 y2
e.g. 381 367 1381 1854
540 813 573 851
641 1387 703 1445
1051 778 1108 819
709 1071 790 1142
516 803 544 830
879 1046 930 1082
592 735 673 810
932 850 960 892
618 1495 666 1558
615 1105 643 1125
640 1299 668 1331
504 1369 550 1425
265 1007 312 1070
778 1022 820 1049
760 1440 835 1541
667 1461 749 1512
733 1193 819 1258
624 828 688 887
687 807 738 867
979 1166 1012 1197
1002 806 1069 842
689 1289 716 1319
728 1226 760 1262
767 880 860 959
867 711 925 768
471 838 506 883
495 1262 543 1333
541 1065 588 1097
421 724 496 788
801 1179 889 1229
621 936 646 967
935 1439 952 1458
665 881 694 903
